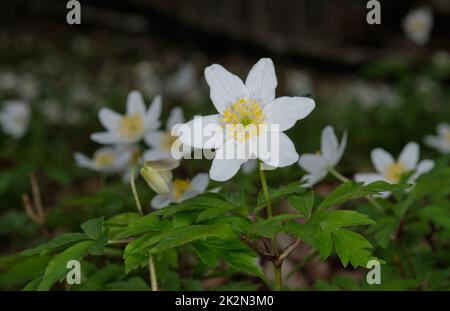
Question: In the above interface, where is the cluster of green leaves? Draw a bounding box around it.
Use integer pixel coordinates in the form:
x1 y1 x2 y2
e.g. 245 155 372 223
1 178 404 290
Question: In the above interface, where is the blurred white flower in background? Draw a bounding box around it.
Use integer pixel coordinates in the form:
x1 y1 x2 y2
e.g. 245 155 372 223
348 81 400 109
151 173 209 209
0 100 31 139
424 123 450 154
0 71 19 92
355 142 434 196
143 107 189 161
178 58 315 181
298 126 347 187
284 69 313 96
74 146 132 174
135 61 162 98
69 81 95 106
91 90 162 145
402 7 433 45
165 63 197 97
433 51 450 68
19 74 40 100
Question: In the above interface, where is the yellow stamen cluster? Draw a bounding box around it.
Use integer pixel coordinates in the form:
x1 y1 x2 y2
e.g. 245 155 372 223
94 152 115 168
172 179 191 199
221 98 266 142
161 133 178 151
384 161 407 183
119 113 145 139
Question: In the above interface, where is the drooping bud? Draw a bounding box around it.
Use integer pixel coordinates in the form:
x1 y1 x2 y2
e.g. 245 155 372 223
140 159 179 194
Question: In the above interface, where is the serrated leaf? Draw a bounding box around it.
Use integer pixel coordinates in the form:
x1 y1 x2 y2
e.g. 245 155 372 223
193 243 219 268
21 233 89 256
318 181 400 210
249 214 301 238
115 214 170 239
288 191 315 219
37 241 95 290
332 228 373 268
81 217 104 240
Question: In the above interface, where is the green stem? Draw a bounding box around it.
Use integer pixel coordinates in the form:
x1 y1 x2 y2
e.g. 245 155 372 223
258 161 281 291
328 167 385 214
398 241 417 278
149 256 158 291
130 164 158 291
130 164 144 216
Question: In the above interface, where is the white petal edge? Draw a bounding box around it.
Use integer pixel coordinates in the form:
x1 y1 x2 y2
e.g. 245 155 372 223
264 96 315 132
151 194 172 209
98 108 121 131
177 114 223 149
245 58 277 106
204 64 248 114
371 148 395 174
398 142 419 170
190 173 209 192
298 154 328 174
126 90 146 116
260 132 299 168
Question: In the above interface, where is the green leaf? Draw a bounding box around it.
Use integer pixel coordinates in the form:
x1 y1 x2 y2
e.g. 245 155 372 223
249 214 301 238
318 181 400 210
257 181 305 208
147 224 234 255
21 233 89 256
333 228 373 268
81 217 104 240
0 255 51 288
287 209 375 268
196 205 239 222
288 191 315 219
201 238 264 279
37 241 95 290
418 205 450 229
106 277 150 291
115 214 170 239
193 243 219 268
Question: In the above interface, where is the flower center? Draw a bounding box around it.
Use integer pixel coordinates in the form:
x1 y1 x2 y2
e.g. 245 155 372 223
384 161 407 183
221 98 266 142
172 179 191 199
119 113 145 139
161 132 178 151
444 130 450 145
410 19 427 34
94 152 115 168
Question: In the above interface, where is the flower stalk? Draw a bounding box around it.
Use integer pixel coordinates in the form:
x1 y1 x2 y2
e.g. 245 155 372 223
130 163 158 291
258 161 281 291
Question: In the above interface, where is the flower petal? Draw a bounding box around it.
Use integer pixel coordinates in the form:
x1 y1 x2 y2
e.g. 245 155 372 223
398 142 419 170
298 154 327 174
190 173 209 192
74 152 95 170
204 64 248 114
437 123 449 136
245 58 277 106
264 96 315 132
145 95 162 130
98 108 121 131
260 132 299 167
354 173 385 185
126 90 146 116
242 159 258 174
90 131 125 144
371 148 394 174
320 126 338 163
334 130 348 167
210 141 245 182
144 131 165 148
301 171 327 188
167 107 185 130
177 114 223 149
142 149 171 161
411 159 434 181
151 194 172 209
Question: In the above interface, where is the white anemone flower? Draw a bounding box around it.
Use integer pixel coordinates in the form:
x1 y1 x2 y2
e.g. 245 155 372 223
298 126 347 187
402 7 433 45
424 123 450 154
143 107 189 161
0 100 31 139
355 142 434 193
151 173 209 209
91 91 162 145
74 146 132 174
178 58 315 181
